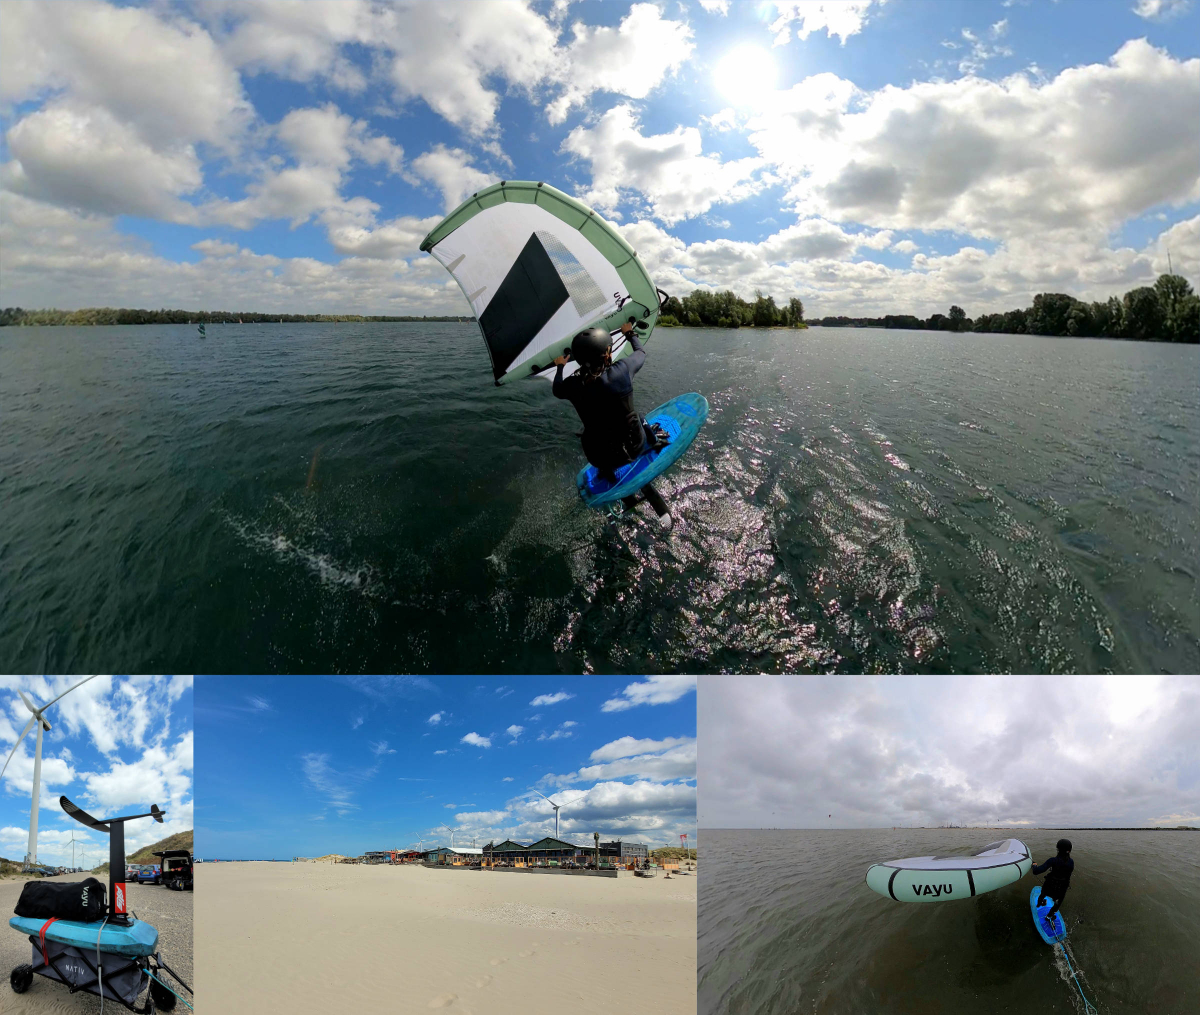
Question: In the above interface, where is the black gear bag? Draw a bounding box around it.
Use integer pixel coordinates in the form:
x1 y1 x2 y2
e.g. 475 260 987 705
14 877 107 922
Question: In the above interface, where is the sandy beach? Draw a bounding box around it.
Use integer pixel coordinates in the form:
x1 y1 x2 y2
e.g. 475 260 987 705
0 873 193 1014
196 861 695 1014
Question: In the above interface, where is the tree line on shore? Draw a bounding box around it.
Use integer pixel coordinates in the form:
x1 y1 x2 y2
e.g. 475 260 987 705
660 273 1196 342
0 307 472 326
659 290 806 329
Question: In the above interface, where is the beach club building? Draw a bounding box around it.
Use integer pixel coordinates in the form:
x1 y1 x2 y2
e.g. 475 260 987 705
481 838 649 865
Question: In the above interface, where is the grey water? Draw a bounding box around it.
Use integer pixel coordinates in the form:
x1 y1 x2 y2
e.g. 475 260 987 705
1 322 1196 673
699 828 1200 1015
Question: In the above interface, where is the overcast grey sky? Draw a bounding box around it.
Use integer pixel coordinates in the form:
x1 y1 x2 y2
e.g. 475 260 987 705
699 676 1200 829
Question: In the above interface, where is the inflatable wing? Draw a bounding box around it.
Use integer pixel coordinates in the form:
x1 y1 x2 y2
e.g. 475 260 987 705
420 181 665 385
866 839 1031 902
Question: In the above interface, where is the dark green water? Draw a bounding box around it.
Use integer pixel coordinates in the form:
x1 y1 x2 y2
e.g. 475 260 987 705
1 323 1195 673
699 828 1200 1015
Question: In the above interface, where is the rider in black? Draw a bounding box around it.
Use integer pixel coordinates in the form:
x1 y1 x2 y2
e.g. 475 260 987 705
553 321 671 528
1032 838 1074 924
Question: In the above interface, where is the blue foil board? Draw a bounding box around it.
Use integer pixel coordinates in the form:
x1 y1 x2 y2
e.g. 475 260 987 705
577 392 709 508
9 915 159 957
1030 887 1067 944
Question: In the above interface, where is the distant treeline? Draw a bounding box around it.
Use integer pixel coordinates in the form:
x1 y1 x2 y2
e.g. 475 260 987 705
808 274 1198 343
659 290 806 329
0 307 473 326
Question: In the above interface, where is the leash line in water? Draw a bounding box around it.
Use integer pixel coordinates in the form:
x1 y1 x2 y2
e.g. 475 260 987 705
1056 941 1098 1015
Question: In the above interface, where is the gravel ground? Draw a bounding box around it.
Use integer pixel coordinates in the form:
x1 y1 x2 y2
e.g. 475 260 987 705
0 873 193 1014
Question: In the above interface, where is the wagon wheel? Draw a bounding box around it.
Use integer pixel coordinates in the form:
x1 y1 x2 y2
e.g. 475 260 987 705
149 977 177 1011
10 964 34 993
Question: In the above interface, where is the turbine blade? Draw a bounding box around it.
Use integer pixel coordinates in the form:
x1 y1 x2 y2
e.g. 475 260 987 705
0 716 36 781
41 674 100 712
60 795 111 833
17 689 42 716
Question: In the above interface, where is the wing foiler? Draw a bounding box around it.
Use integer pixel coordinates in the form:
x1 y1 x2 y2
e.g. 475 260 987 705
419 180 666 385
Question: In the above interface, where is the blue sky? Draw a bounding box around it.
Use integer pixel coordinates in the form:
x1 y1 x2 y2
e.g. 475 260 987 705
1 0 1196 317
0 675 194 866
195 675 696 860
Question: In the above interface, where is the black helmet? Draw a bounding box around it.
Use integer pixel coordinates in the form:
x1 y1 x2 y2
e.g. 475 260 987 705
1056 838 1072 853
571 327 611 366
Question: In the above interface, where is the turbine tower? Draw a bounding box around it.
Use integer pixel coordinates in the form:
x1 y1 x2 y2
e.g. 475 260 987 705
532 790 561 839
0 675 100 867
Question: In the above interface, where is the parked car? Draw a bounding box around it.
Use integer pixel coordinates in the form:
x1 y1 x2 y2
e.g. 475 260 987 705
134 865 162 885
153 849 194 891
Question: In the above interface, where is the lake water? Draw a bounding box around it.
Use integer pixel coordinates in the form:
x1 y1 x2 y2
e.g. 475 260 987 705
1 323 1195 673
698 828 1200 1015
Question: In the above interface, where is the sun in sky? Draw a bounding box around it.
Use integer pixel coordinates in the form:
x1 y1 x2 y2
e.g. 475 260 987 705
713 44 779 105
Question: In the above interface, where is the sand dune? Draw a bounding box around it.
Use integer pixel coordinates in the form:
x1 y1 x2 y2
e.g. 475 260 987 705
197 861 695 1014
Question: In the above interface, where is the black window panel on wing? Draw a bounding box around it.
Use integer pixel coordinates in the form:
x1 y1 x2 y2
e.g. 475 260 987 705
479 232 569 379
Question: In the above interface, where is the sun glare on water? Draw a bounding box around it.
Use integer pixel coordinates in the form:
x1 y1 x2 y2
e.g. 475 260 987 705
714 45 779 106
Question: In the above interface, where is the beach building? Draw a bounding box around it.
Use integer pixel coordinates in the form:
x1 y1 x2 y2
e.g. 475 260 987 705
479 838 649 865
423 846 485 865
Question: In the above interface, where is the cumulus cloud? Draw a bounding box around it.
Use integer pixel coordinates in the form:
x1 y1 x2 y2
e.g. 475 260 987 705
530 692 573 707
461 732 492 748
601 676 697 712
409 144 495 211
545 3 694 124
560 739 697 785
768 0 884 46
563 103 766 225
506 725 524 739
427 713 444 725
699 676 1200 828
590 736 693 762
745 41 1200 242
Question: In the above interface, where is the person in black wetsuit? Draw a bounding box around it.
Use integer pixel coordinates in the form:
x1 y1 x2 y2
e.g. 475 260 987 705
1032 838 1074 925
553 321 672 529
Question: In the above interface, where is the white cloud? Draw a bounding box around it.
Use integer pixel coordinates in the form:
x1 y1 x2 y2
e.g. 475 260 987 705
300 752 359 815
545 4 694 124
530 692 574 707
208 0 377 92
502 776 514 782
378 1 559 136
506 725 524 739
566 740 697 784
3 102 203 220
590 736 693 762
275 104 403 173
455 808 509 826
409 144 496 212
562 103 765 225
892 239 919 254
601 676 697 712
699 0 731 14
369 740 396 757
434 750 448 755
427 713 444 725
768 0 884 46
1133 0 1191 19
461 732 492 748
746 40 1200 243
538 723 577 741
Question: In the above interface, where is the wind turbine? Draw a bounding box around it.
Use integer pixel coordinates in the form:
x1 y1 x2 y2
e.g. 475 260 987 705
532 790 561 839
67 831 81 871
0 675 100 867
440 823 455 848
